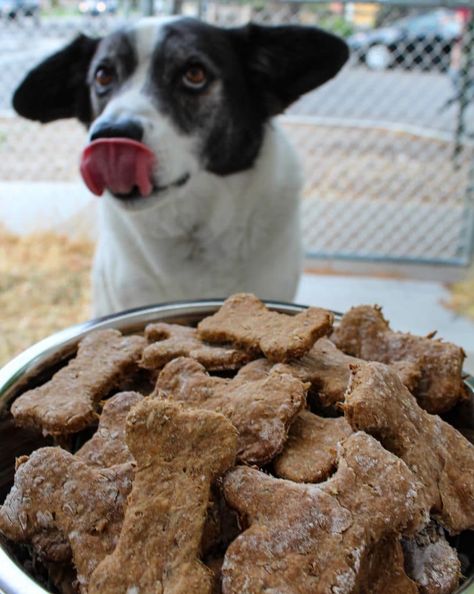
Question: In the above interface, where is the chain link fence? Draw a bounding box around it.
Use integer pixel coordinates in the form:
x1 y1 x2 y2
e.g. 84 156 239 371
0 0 473 265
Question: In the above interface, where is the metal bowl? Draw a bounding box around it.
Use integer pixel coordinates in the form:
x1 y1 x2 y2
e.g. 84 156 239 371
0 300 473 594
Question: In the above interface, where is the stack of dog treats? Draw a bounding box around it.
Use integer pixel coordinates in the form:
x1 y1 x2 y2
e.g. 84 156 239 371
1 293 473 594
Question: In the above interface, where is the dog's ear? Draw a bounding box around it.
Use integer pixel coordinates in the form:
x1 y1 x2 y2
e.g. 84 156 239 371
13 34 100 125
230 23 349 117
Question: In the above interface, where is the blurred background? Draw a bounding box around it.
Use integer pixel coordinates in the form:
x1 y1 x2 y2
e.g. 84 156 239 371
0 0 473 366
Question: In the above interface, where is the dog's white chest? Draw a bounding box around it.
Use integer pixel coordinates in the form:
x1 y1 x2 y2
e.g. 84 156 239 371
91 124 303 316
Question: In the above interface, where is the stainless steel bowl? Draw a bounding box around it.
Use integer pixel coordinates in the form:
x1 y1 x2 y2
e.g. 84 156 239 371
0 300 473 594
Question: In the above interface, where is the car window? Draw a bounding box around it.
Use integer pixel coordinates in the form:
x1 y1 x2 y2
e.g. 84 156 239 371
404 14 439 34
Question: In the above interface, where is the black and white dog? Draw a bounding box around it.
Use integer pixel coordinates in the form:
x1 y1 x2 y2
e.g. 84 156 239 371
13 17 348 316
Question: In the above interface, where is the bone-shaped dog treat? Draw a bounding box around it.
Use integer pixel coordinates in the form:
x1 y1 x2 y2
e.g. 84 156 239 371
234 339 420 408
88 399 238 594
0 448 133 593
281 337 422 406
274 410 353 483
1 392 142 568
11 329 146 435
76 391 143 467
154 357 307 465
222 432 426 594
197 293 333 362
344 362 474 533
332 305 466 413
402 522 460 594
141 322 253 370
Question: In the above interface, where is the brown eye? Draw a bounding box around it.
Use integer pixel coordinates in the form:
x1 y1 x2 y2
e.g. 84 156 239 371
182 65 207 90
95 66 115 89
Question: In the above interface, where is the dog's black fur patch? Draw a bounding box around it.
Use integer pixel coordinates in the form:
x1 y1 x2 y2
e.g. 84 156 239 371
13 34 100 124
148 19 267 174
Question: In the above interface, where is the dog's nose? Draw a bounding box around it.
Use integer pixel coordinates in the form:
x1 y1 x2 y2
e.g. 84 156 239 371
90 119 144 143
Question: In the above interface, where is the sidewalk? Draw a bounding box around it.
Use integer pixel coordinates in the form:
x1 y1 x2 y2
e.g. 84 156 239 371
0 181 97 239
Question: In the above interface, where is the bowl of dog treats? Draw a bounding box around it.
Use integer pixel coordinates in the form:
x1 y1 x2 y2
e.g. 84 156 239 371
0 293 473 594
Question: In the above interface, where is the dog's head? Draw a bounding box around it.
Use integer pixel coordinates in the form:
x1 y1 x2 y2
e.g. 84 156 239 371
13 17 348 208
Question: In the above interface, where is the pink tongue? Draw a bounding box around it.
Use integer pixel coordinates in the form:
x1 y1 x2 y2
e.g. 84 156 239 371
80 138 155 197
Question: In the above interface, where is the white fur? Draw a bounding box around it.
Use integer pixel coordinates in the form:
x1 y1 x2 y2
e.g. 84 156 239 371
89 21 303 316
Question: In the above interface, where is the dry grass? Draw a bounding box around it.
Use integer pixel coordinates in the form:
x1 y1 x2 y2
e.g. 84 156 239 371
0 229 94 367
446 270 474 322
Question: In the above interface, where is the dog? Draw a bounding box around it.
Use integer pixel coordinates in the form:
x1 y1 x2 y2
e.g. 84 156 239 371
13 17 348 317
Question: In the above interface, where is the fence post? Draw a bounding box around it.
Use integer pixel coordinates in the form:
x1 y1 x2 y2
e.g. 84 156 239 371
141 0 155 16
454 10 474 164
170 0 184 13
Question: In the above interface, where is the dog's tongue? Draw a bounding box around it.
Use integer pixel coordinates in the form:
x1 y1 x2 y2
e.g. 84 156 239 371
80 138 155 197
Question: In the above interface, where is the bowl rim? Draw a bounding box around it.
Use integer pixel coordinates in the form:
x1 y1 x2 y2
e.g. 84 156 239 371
0 299 473 594
0 299 313 411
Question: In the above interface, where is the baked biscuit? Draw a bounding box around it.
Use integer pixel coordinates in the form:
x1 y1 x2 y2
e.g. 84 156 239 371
0 447 133 592
222 432 425 593
88 400 238 594
274 410 353 483
402 522 461 594
345 362 474 533
76 391 143 467
11 330 146 435
332 305 466 413
197 293 333 362
234 338 420 407
141 322 253 370
155 357 307 464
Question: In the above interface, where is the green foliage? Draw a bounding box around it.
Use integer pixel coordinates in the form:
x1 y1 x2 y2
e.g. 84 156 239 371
318 14 354 38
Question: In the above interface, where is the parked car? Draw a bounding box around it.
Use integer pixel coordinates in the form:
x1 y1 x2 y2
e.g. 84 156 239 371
78 0 116 15
0 0 40 19
348 9 462 71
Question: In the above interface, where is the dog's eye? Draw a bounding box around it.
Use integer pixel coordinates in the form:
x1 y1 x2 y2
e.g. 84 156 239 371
182 65 207 90
95 66 115 90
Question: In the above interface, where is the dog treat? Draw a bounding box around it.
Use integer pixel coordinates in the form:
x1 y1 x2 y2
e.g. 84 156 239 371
88 399 238 594
402 522 461 594
0 448 134 593
154 356 307 465
274 410 353 483
197 293 333 362
280 337 421 406
332 305 466 413
234 339 420 407
10 330 146 435
76 391 143 467
141 322 253 371
222 432 425 594
390 359 423 392
344 362 474 533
